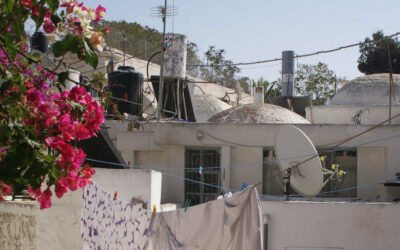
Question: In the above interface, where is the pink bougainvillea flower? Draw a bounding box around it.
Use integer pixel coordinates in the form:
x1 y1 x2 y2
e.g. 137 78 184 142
94 5 106 22
20 0 33 8
55 180 68 198
81 165 95 179
2 184 12 196
38 190 52 209
43 20 55 34
32 6 40 16
27 185 42 199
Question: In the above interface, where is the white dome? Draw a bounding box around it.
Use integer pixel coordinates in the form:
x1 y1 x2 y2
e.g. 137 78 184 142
330 73 400 105
208 103 310 124
192 94 231 122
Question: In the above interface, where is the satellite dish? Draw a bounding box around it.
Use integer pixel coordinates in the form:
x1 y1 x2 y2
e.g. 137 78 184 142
275 125 323 196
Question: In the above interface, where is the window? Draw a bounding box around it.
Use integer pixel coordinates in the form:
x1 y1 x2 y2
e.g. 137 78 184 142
185 148 221 206
319 149 357 198
262 148 357 198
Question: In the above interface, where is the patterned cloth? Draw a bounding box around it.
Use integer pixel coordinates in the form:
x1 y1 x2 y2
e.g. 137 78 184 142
81 182 151 250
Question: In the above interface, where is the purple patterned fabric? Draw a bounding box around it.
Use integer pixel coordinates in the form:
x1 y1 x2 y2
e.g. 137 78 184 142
81 182 151 250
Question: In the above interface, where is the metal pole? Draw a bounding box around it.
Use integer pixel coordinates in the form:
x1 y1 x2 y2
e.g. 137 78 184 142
182 82 188 120
388 45 393 125
144 39 147 60
156 0 167 120
177 78 181 119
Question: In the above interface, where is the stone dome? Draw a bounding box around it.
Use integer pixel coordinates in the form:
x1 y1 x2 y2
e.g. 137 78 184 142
330 73 400 105
192 94 231 122
208 103 310 124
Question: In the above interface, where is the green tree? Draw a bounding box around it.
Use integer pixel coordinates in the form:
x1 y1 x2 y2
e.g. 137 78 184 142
358 30 400 74
295 62 337 105
237 77 250 94
99 20 203 73
186 42 203 78
201 46 240 87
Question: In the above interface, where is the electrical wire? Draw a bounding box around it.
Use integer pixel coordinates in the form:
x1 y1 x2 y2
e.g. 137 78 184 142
84 130 400 171
84 157 397 199
188 31 400 67
82 35 181 74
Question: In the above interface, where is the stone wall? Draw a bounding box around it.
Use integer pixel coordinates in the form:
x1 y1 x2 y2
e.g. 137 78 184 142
0 201 37 250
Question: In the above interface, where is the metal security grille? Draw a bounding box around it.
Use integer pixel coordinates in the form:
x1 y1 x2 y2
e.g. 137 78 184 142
185 148 221 206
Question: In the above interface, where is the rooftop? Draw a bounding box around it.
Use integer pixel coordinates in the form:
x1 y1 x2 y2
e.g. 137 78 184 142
208 103 310 124
330 73 400 106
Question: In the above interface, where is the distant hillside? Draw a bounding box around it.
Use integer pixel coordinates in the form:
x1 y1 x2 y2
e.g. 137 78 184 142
97 20 202 77
97 20 248 91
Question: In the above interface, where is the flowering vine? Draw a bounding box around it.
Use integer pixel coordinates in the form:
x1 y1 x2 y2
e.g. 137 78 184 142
0 0 109 209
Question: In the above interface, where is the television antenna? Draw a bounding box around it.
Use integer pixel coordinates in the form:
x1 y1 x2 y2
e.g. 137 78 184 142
151 1 178 120
274 125 346 198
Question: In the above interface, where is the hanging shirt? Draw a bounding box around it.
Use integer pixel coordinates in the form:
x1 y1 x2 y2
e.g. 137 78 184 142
144 186 263 250
81 182 151 250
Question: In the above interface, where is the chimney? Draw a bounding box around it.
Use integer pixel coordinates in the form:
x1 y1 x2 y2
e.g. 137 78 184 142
281 50 295 97
253 85 265 104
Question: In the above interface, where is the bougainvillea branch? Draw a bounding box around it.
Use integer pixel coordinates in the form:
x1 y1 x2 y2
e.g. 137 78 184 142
0 0 109 209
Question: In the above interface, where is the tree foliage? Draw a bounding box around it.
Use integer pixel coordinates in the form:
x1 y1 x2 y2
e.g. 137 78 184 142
358 31 400 74
251 77 281 101
200 45 241 87
295 62 337 105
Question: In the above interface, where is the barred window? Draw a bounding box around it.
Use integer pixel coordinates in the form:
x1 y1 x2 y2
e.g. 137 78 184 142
185 147 221 206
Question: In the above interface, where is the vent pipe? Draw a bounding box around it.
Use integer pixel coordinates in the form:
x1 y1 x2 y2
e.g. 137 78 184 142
281 50 295 97
253 85 264 104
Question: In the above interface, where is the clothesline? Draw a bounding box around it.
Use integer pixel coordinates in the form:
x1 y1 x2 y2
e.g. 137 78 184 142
85 132 400 171
81 181 263 249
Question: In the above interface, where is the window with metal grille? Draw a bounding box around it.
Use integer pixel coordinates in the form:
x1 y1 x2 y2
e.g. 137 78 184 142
262 148 357 198
185 148 221 206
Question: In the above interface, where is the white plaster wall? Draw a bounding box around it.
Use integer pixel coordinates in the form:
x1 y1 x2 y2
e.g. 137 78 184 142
306 106 400 125
357 148 387 201
93 168 161 208
0 201 37 250
36 168 161 250
230 146 263 194
261 200 400 250
132 123 400 202
37 189 83 250
135 145 185 204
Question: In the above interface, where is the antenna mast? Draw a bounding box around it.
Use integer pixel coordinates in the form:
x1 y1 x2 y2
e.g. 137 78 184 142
151 1 178 120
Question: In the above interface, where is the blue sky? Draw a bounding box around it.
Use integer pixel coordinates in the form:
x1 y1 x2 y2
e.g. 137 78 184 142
84 0 400 81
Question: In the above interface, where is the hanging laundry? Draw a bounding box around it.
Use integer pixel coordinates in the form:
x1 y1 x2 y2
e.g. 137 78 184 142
81 182 151 249
144 186 263 250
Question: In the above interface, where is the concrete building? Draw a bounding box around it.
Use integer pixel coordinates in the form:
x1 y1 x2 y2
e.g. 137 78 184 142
2 51 400 249
307 73 400 125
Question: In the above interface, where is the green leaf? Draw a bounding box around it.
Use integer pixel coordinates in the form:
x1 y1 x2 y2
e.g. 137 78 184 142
0 78 11 90
82 38 98 69
52 34 80 57
31 1 47 31
3 0 15 14
50 13 62 26
57 71 69 84
46 0 59 13
49 166 62 182
32 52 42 61
25 138 42 149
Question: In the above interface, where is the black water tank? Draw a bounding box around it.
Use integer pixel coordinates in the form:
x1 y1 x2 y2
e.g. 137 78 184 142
31 32 48 53
108 66 143 116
